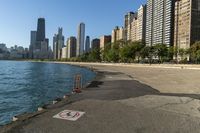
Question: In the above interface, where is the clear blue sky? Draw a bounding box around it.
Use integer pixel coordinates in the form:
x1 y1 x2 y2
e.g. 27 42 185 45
0 0 146 48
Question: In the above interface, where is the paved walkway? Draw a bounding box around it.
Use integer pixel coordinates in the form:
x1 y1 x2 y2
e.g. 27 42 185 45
1 64 200 133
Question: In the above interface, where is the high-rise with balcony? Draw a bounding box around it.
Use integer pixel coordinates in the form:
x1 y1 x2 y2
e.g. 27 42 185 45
146 0 174 46
174 0 200 50
77 23 85 56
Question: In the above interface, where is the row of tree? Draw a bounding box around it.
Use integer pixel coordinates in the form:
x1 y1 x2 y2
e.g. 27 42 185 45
61 40 200 64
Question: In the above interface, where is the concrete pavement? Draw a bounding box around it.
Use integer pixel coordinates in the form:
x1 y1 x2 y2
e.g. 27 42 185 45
1 64 200 133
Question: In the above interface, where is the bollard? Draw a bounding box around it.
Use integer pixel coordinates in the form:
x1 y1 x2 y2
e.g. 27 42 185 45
73 74 83 93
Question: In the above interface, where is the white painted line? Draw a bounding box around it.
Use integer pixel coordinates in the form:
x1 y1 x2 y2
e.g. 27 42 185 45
53 110 85 121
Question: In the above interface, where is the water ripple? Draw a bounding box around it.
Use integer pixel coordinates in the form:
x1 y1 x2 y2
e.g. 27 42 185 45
0 61 95 125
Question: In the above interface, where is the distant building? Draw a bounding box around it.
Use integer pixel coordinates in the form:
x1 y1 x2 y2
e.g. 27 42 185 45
67 36 77 58
135 5 146 43
61 47 68 59
85 36 90 53
77 23 85 56
0 43 7 52
0 43 8 59
124 12 135 41
174 0 200 50
9 45 27 59
130 5 146 43
36 18 45 42
53 28 65 59
30 18 51 59
146 0 174 46
111 26 125 43
29 31 37 59
100 35 111 49
130 16 138 42
91 39 100 50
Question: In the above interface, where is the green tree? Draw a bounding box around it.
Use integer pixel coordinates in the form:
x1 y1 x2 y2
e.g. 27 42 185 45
120 45 132 62
140 46 155 64
88 48 101 62
107 49 119 62
167 46 175 61
196 50 200 63
189 41 200 63
178 48 187 61
153 44 168 63
101 43 111 61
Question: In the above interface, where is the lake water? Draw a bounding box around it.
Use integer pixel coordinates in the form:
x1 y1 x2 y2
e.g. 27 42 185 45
0 61 96 126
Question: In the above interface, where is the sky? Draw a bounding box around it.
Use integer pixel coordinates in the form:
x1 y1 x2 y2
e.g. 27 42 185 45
0 0 146 48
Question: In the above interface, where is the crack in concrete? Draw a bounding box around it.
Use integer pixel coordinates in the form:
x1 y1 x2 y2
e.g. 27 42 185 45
153 98 195 110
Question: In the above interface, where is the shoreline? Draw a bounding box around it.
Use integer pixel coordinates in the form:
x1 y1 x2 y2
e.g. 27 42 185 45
0 62 200 132
3 59 200 69
0 62 97 130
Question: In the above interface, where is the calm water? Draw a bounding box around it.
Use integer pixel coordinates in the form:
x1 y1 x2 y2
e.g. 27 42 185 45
0 61 96 126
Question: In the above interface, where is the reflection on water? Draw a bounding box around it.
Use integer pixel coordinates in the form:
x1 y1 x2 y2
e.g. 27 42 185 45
0 61 95 125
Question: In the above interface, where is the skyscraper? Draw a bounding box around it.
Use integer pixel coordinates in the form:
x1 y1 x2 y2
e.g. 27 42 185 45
30 18 51 59
136 5 146 43
100 35 111 49
53 28 65 59
130 5 146 43
85 36 90 53
146 0 174 46
130 15 138 42
67 36 77 58
111 26 125 43
61 47 68 59
29 31 37 58
124 12 135 41
174 0 200 50
77 23 85 56
36 18 45 42
91 39 100 50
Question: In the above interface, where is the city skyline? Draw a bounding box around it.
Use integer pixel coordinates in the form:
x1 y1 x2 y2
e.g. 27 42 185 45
0 0 146 48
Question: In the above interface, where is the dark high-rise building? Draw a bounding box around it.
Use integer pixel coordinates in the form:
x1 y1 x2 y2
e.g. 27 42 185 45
29 31 37 58
77 23 85 56
29 18 51 59
36 18 45 42
85 36 90 53
67 36 77 58
91 39 100 50
100 35 111 50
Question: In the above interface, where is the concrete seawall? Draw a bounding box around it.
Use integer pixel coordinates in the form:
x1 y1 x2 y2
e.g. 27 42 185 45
1 62 200 133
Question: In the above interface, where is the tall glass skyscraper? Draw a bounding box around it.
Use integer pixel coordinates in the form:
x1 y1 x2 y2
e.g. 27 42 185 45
77 23 85 56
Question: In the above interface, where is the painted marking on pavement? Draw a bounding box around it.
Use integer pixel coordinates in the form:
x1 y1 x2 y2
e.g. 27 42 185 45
53 110 85 121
